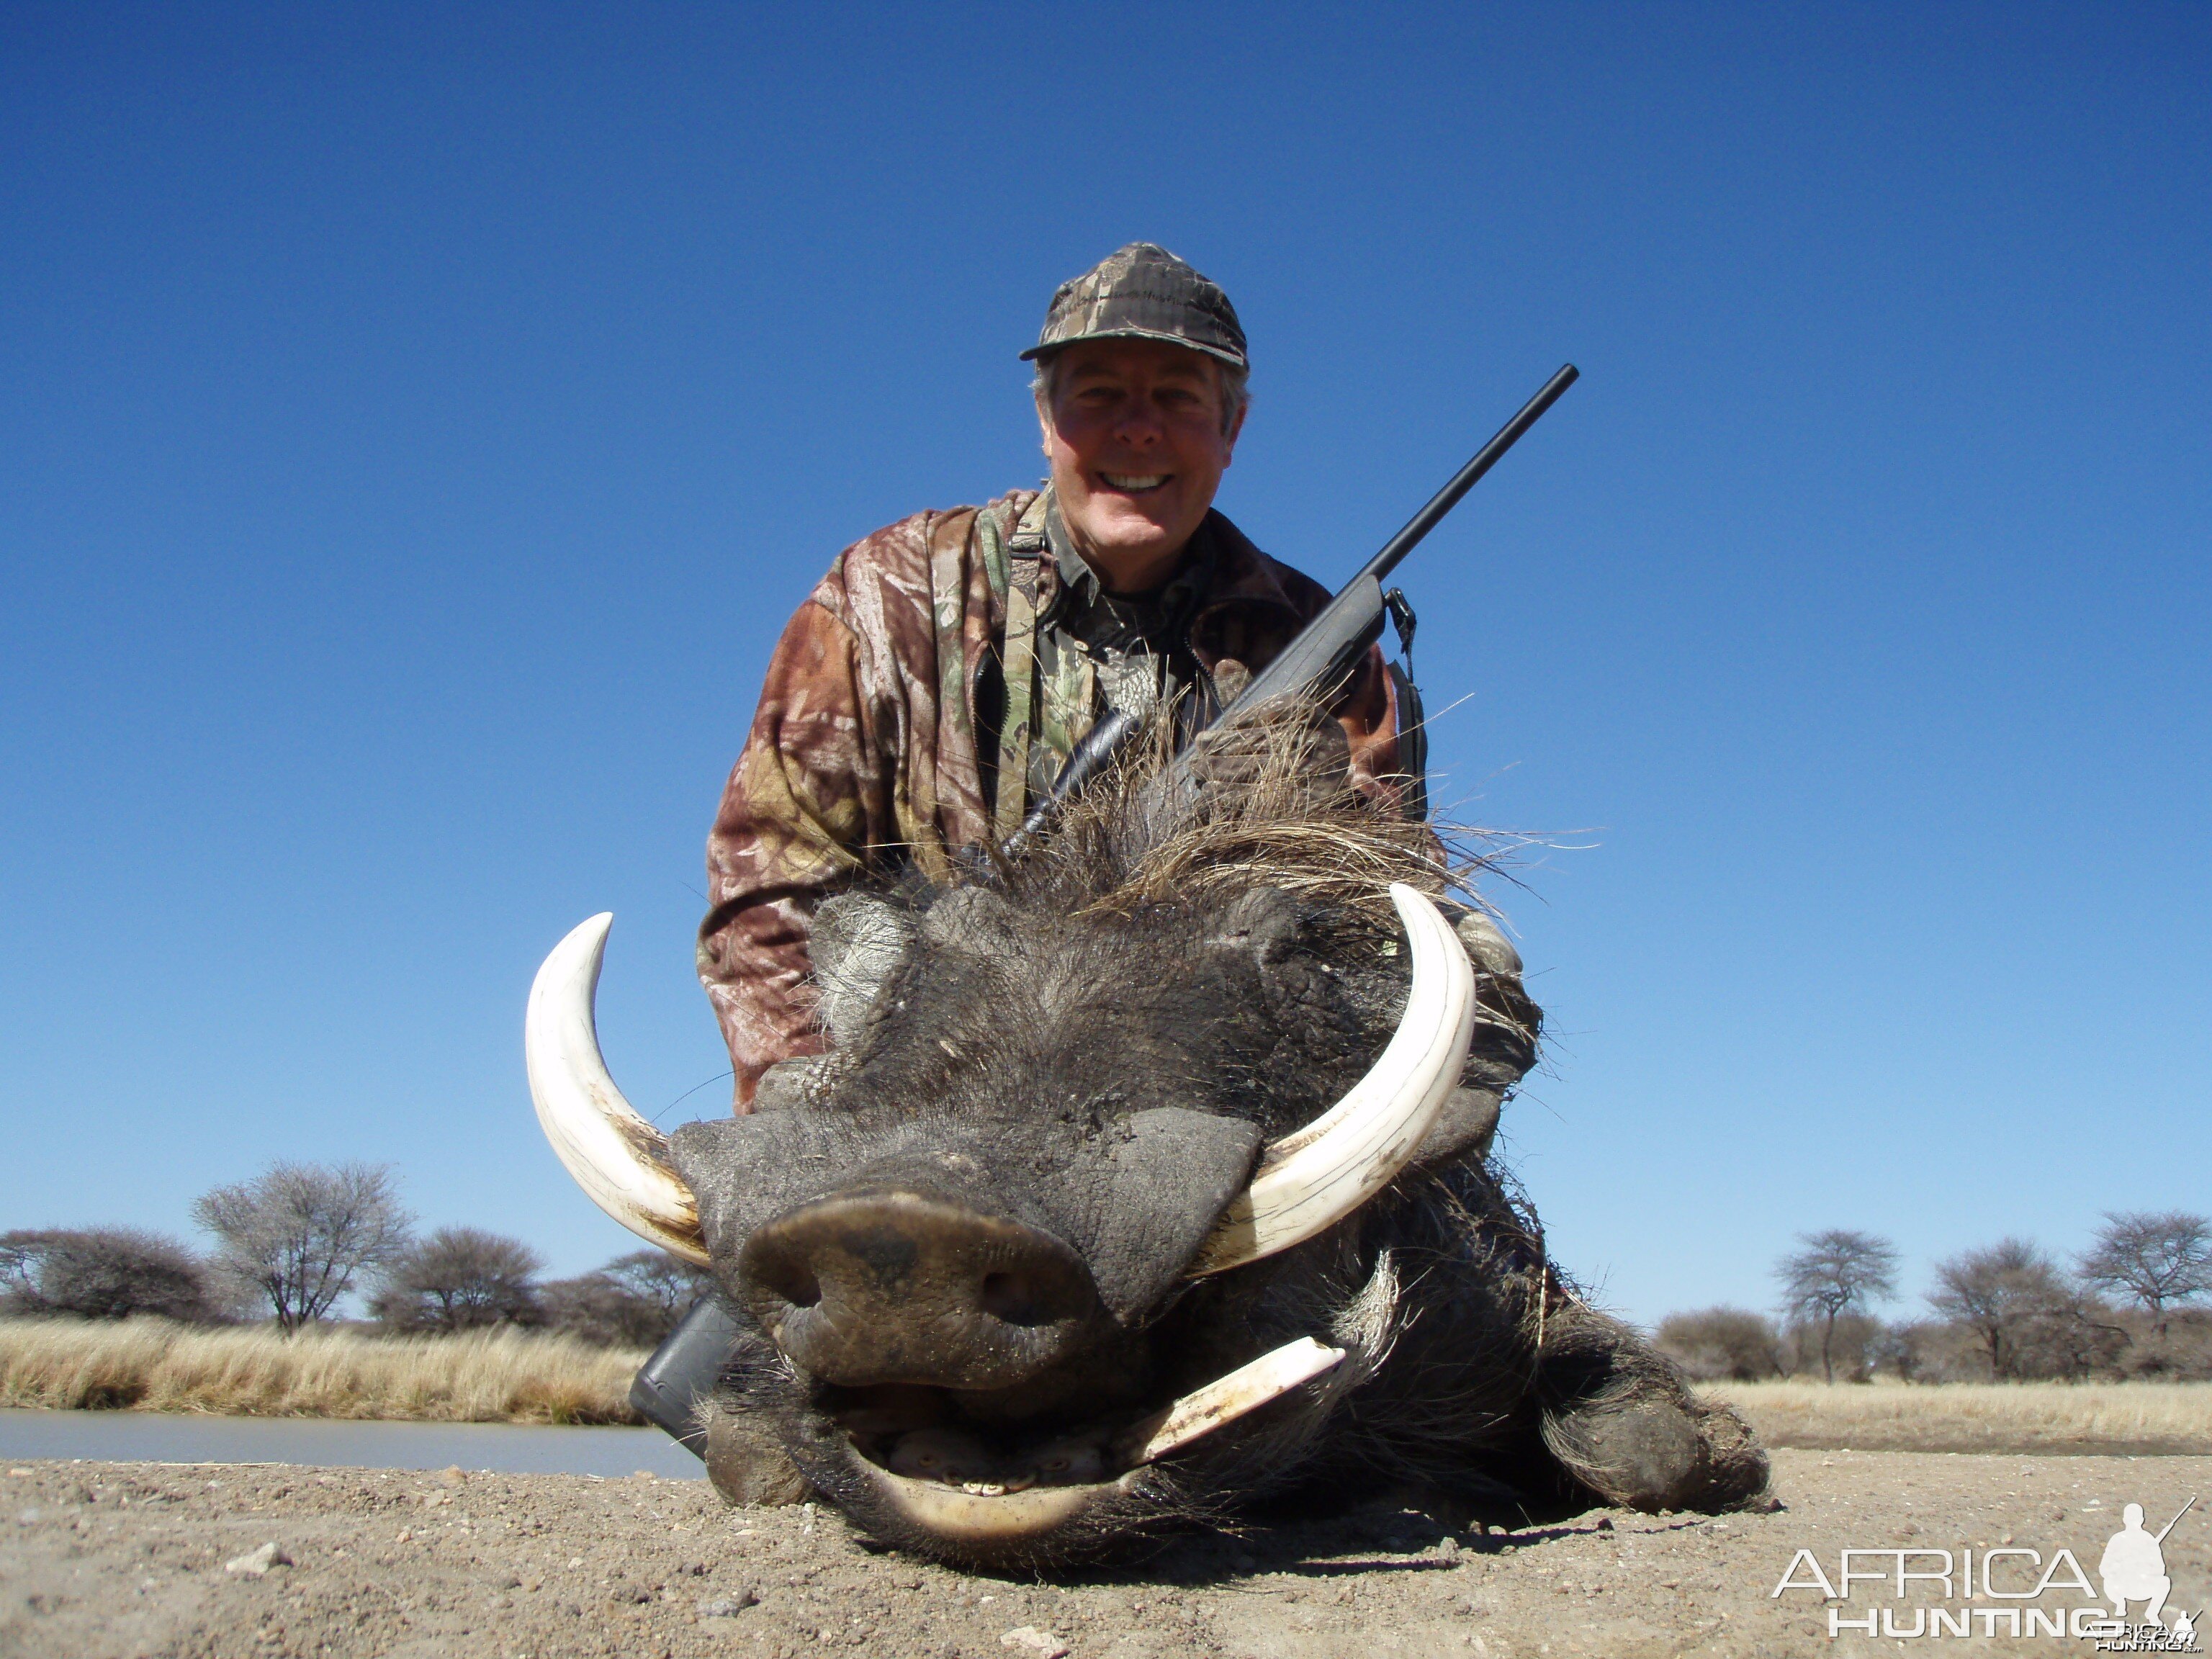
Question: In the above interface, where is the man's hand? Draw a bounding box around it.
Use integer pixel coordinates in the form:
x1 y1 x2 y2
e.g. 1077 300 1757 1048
1184 694 1353 802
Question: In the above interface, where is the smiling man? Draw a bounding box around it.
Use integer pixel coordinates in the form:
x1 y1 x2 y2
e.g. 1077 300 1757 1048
698 244 1408 1105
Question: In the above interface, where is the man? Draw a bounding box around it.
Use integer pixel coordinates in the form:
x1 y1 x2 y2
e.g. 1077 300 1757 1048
698 243 1410 1105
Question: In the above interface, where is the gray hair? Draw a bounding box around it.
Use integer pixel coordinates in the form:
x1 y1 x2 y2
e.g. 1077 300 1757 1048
1032 351 1249 439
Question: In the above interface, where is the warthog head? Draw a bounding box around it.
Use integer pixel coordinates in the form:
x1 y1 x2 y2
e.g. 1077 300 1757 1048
526 717 1764 1568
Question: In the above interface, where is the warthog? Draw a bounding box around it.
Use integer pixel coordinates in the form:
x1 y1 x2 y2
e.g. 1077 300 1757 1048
526 719 1766 1569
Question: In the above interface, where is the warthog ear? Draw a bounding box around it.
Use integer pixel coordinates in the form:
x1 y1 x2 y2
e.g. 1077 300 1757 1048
811 893 916 1047
1410 1084 1501 1167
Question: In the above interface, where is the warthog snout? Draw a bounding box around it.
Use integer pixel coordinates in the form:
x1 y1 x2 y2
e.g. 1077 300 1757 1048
737 1189 1102 1389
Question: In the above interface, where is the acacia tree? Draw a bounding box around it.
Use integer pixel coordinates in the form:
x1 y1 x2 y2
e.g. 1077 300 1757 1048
1776 1230 1899 1382
2079 1212 2211 1339
194 1162 412 1331
1927 1238 2066 1379
372 1228 544 1331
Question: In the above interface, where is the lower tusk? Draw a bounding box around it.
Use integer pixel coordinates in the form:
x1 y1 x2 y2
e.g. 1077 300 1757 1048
1118 1336 1346 1465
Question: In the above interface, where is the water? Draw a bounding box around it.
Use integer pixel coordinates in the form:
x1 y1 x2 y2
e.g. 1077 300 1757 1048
0 1407 704 1478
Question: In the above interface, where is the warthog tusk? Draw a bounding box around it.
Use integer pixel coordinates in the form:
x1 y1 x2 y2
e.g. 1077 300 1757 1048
525 914 709 1265
1118 1336 1346 1465
1188 883 1475 1275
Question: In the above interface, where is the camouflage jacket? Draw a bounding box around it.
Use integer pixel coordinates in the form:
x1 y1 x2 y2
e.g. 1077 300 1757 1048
698 487 1405 1105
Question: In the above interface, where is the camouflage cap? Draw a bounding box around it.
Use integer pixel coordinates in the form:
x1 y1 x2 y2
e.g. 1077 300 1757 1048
1022 243 1248 371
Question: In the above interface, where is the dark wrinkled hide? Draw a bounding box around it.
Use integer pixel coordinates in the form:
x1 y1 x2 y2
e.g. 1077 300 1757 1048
668 719 1768 1569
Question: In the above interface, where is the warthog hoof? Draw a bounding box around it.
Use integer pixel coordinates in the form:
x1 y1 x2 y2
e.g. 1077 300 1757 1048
1545 1393 1770 1513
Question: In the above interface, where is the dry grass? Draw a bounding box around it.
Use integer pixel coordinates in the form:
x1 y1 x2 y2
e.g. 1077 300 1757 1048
0 1318 646 1425
1712 1378 2212 1455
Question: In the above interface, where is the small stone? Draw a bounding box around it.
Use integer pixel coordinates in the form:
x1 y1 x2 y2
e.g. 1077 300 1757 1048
698 1588 759 1617
1000 1628 1069 1658
1431 1535 1462 1564
1595 1516 1614 1532
7 1468 32 1478
224 1542 289 1577
436 1466 466 1488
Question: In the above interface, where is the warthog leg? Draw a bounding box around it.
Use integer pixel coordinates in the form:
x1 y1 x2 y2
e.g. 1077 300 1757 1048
1534 1297 1770 1513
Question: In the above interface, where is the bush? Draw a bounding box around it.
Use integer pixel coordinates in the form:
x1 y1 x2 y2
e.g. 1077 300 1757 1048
1655 1307 1783 1381
539 1250 712 1349
1778 1313 1884 1382
0 1229 215 1322
2116 1308 2212 1380
371 1228 544 1331
538 1274 666 1348
1869 1320 1975 1382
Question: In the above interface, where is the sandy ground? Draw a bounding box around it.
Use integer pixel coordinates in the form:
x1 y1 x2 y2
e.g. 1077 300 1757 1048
4 1451 2207 1658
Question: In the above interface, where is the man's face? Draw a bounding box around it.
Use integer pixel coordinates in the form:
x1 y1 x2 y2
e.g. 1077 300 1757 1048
1036 338 1244 592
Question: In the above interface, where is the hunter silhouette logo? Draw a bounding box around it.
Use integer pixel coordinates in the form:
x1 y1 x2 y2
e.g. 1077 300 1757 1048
1771 1493 2201 1647
2100 1498 2193 1633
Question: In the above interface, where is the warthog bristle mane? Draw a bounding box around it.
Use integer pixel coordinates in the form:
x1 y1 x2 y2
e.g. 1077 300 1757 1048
994 696 1519 935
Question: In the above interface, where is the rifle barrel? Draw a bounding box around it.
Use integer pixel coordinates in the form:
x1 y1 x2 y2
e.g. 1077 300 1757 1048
1360 363 1578 586
2154 1495 2195 1545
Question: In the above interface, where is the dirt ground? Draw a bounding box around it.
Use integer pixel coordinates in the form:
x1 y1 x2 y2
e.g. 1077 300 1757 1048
4 1450 2206 1658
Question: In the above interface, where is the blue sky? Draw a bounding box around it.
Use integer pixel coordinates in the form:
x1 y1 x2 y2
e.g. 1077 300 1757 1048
3 3 2206 1326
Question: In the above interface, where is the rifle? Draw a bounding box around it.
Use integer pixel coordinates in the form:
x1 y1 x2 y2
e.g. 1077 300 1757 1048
1006 362 1579 849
